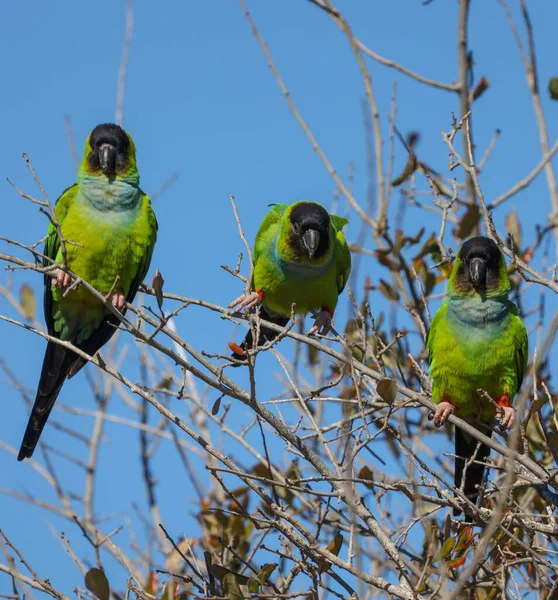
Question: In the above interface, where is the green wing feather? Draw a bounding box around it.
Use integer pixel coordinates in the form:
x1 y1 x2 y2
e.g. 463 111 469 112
510 303 528 391
332 215 351 295
43 185 78 335
253 204 287 267
425 301 446 368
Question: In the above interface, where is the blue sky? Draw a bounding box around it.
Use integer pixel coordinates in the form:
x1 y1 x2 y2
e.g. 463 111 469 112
1 0 557 596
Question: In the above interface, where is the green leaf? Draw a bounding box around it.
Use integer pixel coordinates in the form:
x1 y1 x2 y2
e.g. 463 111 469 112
222 573 245 600
317 532 343 574
433 536 456 562
85 568 110 600
19 284 36 321
549 77 558 100
376 378 397 405
246 577 260 594
256 563 277 585
248 563 277 591
209 565 249 586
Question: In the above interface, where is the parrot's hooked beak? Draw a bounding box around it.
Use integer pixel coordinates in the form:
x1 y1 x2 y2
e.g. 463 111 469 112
469 257 487 289
302 229 320 259
99 143 117 176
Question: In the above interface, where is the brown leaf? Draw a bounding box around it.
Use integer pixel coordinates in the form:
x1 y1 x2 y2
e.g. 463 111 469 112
505 208 522 249
376 378 397 405
358 466 374 489
152 268 165 311
212 396 222 416
473 76 490 101
19 284 36 321
391 154 418 187
209 565 249 586
85 568 110 600
523 396 547 429
446 555 467 569
454 525 474 555
377 279 400 302
453 204 480 240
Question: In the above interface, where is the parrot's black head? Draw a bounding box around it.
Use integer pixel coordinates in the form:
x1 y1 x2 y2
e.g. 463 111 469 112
87 123 131 177
289 202 330 260
454 236 506 295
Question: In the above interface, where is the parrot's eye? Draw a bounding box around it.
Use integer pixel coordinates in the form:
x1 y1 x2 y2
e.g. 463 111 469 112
292 222 301 235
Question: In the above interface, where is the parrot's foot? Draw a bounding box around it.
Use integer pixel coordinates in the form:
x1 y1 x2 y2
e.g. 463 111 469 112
111 292 127 312
308 310 332 336
52 270 71 289
497 406 515 430
229 290 263 313
428 401 456 427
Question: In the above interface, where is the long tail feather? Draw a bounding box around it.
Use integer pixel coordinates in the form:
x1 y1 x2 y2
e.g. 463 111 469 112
18 342 77 461
454 427 492 521
230 308 289 363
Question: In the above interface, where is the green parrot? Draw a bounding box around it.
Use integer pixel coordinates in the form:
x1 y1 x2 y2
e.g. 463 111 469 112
228 201 351 358
18 123 158 461
426 236 528 519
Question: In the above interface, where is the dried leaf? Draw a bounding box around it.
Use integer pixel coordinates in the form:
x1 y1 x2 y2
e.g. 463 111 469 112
212 396 222 416
413 233 442 263
549 77 558 100
376 378 397 405
391 154 418 187
432 177 453 198
145 572 158 595
19 284 36 321
407 131 420 150
85 568 110 600
377 279 400 302
472 76 490 101
308 342 320 365
523 396 547 428
209 565 249 586
446 555 467 569
454 525 474 555
453 204 480 240
358 466 374 489
505 208 522 249
165 539 195 572
375 249 396 270
152 268 165 311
